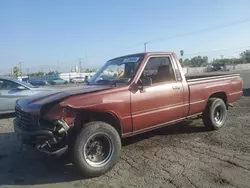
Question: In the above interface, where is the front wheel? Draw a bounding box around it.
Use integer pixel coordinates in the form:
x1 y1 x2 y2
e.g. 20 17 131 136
73 121 121 177
202 98 227 130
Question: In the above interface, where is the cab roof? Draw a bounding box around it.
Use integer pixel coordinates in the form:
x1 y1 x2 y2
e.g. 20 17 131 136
108 52 176 61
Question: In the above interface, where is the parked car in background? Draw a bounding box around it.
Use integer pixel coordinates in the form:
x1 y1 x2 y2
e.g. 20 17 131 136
70 77 85 83
0 76 54 114
20 76 29 83
29 80 48 86
204 64 229 72
49 78 68 85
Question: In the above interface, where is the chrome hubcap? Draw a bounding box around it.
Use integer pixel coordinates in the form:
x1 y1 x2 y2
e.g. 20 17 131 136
214 106 224 124
83 133 113 168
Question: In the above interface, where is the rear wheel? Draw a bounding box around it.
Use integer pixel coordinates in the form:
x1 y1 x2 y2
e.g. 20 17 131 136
202 98 227 130
73 121 121 177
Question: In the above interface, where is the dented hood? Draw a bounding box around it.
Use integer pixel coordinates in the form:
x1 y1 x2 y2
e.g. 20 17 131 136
16 85 112 113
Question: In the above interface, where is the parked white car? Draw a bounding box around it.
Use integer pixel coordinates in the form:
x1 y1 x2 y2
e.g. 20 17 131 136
70 77 86 83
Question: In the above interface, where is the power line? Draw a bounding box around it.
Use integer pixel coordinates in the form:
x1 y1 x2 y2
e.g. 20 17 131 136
125 18 250 51
184 45 250 56
147 18 250 44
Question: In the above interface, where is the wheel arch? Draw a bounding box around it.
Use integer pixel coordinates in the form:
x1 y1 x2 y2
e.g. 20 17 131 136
208 92 227 105
74 110 122 137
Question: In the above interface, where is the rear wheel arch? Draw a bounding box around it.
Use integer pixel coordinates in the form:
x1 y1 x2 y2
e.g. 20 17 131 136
208 92 227 105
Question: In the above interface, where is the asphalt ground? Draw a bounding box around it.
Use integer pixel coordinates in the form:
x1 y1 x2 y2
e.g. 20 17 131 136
0 70 250 188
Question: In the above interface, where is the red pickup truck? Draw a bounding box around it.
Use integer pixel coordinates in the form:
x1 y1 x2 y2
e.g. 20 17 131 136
14 52 243 177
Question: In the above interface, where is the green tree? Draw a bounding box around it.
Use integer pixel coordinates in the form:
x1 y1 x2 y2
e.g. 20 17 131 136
28 72 45 76
13 66 20 77
47 71 59 75
84 69 95 73
240 50 250 63
85 68 91 73
36 72 45 76
212 58 231 66
190 56 208 67
232 58 244 64
183 58 191 67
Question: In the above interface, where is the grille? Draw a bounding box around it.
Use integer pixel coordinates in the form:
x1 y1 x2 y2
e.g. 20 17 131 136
15 105 39 130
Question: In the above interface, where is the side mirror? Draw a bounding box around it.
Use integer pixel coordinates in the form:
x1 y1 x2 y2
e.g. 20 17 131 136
141 77 152 86
133 77 152 93
17 86 26 90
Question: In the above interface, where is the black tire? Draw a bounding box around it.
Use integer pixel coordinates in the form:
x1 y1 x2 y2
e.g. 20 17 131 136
202 97 227 130
73 121 121 177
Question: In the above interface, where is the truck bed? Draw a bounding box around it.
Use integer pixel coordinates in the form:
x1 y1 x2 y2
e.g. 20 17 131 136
185 72 239 81
185 72 242 117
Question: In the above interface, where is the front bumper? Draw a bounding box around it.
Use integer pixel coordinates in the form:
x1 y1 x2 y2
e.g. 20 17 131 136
14 118 54 146
13 118 68 156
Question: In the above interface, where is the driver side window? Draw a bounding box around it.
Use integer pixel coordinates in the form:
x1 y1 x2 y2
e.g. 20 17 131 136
141 56 175 84
0 79 20 90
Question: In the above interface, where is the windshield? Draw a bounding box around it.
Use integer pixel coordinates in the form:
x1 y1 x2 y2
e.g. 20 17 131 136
89 54 144 85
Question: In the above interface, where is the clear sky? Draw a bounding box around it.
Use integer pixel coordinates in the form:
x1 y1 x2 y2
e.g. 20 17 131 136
1 0 250 74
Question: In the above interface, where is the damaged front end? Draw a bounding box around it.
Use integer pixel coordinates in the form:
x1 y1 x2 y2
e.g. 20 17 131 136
36 118 71 156
14 103 76 156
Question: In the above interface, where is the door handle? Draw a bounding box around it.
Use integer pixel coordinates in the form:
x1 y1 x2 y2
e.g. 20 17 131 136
172 85 181 90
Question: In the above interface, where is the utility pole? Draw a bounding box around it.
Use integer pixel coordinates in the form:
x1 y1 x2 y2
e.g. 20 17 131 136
26 68 30 75
79 58 82 77
57 60 59 71
144 42 148 52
